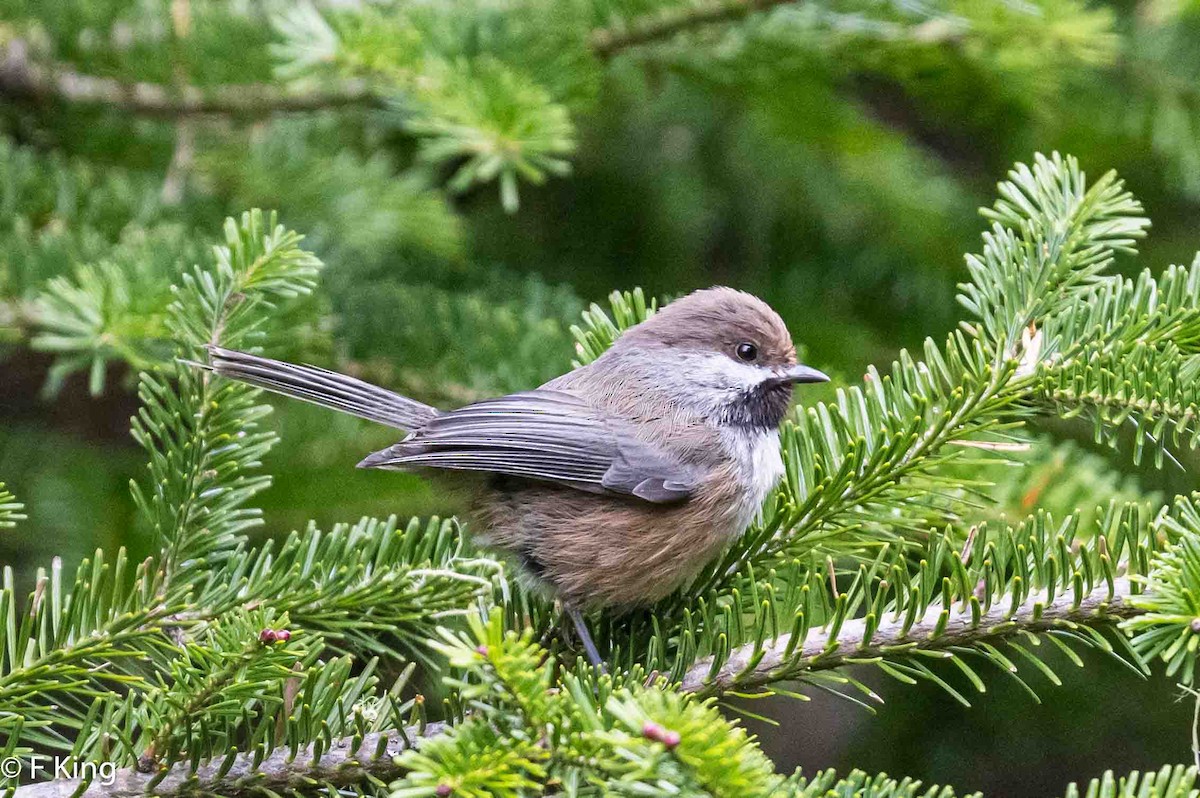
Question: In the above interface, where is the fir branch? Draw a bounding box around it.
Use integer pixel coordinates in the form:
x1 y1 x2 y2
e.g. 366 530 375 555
22 558 1145 794
137 612 308 771
182 516 495 662
1124 505 1200 685
781 765 1198 798
24 743 1189 798
0 550 178 744
0 561 1173 792
12 724 445 798
132 210 321 597
0 0 817 122
644 155 1156 646
678 575 1139 695
0 40 377 118
12 149 1200 795
627 489 1170 702
589 0 802 58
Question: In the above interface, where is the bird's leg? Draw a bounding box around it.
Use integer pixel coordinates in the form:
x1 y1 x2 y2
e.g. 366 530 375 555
565 605 604 668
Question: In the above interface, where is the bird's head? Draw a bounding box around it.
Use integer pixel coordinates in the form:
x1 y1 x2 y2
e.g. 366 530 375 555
610 287 828 429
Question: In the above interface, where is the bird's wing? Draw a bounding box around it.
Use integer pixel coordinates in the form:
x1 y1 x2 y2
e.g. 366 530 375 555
356 389 699 503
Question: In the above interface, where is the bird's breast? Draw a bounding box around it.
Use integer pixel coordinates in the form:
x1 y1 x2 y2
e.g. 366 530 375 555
711 426 785 535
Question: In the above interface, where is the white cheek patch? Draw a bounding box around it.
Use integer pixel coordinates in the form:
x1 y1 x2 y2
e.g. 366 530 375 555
661 352 777 420
622 348 783 425
674 352 773 395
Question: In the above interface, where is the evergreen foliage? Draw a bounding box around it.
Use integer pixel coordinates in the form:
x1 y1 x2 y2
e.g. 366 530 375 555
6 153 1200 795
5 0 1200 394
8 1 1200 795
0 211 490 788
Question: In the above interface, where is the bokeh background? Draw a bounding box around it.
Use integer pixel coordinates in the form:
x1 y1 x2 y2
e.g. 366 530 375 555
2 0 1200 793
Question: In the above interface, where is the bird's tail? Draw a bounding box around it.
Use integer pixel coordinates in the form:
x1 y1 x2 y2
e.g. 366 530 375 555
199 346 438 431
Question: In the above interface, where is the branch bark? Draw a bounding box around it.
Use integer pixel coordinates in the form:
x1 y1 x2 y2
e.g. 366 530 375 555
0 40 377 117
679 575 1139 694
159 0 196 203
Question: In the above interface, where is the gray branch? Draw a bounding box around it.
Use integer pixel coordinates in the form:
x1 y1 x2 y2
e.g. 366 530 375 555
680 576 1139 694
14 723 446 798
589 0 802 57
0 40 377 117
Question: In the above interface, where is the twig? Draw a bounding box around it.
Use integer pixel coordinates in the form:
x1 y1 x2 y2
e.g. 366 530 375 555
13 724 446 798
159 0 196 204
588 0 801 58
1193 689 1199 770
160 119 195 202
679 576 1139 694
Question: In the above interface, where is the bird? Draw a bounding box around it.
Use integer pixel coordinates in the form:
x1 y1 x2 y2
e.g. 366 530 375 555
199 287 828 665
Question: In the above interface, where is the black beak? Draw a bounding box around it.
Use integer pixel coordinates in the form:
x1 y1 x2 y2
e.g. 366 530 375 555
777 364 830 385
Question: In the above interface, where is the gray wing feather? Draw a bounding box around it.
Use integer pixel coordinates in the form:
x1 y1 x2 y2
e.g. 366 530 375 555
357 390 698 504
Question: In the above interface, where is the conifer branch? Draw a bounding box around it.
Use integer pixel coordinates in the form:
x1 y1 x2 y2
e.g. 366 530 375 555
588 0 801 58
0 40 376 117
0 0 814 120
9 154 1200 794
6 577 1147 796
13 724 446 798
679 575 1139 695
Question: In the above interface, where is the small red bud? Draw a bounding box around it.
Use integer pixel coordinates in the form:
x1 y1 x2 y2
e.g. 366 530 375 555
435 784 452 797
642 721 680 748
259 629 278 644
275 629 291 642
414 694 425 705
476 645 489 657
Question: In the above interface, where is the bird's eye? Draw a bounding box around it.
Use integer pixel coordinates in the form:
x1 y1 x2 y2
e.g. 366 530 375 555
736 342 759 362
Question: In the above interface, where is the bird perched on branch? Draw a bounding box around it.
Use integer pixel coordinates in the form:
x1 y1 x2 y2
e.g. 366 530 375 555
201 287 828 665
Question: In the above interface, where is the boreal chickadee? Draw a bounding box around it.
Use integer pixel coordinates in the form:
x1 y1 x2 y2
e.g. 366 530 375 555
200 287 828 664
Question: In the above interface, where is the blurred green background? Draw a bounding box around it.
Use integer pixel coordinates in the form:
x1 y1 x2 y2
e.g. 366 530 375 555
2 0 1199 792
